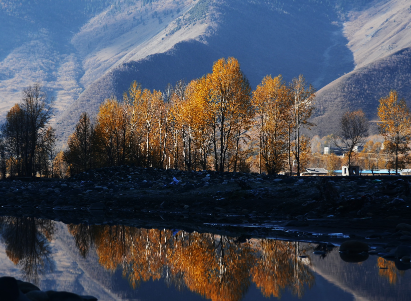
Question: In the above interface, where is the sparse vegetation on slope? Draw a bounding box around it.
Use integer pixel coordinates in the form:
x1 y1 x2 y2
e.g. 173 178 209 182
313 47 411 137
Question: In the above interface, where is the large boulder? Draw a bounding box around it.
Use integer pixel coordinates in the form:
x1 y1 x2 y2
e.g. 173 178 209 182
396 223 411 232
0 277 20 301
25 290 49 301
46 291 87 301
17 280 40 294
339 240 369 253
340 252 369 263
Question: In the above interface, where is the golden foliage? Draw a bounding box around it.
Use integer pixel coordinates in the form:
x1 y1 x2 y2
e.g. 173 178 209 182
61 58 319 175
78 226 316 300
377 257 404 285
378 90 411 173
253 75 291 174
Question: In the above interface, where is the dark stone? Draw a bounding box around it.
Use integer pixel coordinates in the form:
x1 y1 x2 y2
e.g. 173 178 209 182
401 256 411 263
81 296 97 301
285 220 309 227
397 223 411 232
0 277 19 301
46 291 84 301
400 235 411 241
88 202 105 211
17 280 40 294
25 290 49 301
395 258 411 271
395 245 411 258
340 252 369 263
339 240 369 253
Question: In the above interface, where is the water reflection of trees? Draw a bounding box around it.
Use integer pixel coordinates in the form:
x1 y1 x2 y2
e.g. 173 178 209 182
0 217 55 284
67 223 97 258
251 240 314 299
67 224 315 300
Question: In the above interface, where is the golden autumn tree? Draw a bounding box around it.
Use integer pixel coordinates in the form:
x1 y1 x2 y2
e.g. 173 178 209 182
184 77 214 170
358 140 384 171
208 57 254 172
289 75 315 176
123 81 146 166
251 240 314 299
253 75 292 175
378 90 411 174
94 98 131 167
168 233 254 301
123 228 170 288
124 82 164 168
324 153 342 175
168 80 193 170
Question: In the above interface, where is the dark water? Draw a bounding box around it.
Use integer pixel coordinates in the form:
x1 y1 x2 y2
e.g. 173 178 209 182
0 216 409 301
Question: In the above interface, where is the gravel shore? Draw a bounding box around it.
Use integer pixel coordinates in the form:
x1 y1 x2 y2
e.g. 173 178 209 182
1 166 411 243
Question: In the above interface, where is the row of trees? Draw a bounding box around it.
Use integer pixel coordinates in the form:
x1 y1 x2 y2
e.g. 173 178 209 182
2 59 410 178
64 57 315 176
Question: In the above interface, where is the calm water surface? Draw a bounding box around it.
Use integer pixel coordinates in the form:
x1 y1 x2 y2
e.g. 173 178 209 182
0 216 409 301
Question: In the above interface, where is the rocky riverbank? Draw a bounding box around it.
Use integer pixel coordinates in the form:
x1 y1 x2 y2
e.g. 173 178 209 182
2 166 411 214
1 166 411 243
1 167 411 280
0 276 97 301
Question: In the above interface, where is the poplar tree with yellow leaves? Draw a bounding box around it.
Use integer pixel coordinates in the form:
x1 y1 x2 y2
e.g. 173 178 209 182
185 76 214 170
208 57 253 172
378 90 411 174
94 98 130 167
253 75 292 175
124 83 165 168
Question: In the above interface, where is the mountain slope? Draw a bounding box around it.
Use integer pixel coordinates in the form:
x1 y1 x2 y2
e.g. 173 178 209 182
54 0 360 146
344 0 411 69
0 0 206 124
4 0 411 146
313 46 411 137
312 0 411 137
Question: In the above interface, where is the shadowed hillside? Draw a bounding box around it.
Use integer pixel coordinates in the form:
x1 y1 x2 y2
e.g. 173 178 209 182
5 0 411 147
54 0 359 147
313 47 411 137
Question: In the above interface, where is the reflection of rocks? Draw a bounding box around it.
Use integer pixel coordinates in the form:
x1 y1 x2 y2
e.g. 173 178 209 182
340 252 369 263
0 277 97 301
339 240 369 253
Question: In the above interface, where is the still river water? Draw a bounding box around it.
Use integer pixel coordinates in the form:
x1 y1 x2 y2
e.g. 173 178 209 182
0 216 409 301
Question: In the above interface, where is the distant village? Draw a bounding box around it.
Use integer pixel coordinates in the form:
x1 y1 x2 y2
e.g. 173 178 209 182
304 144 411 176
